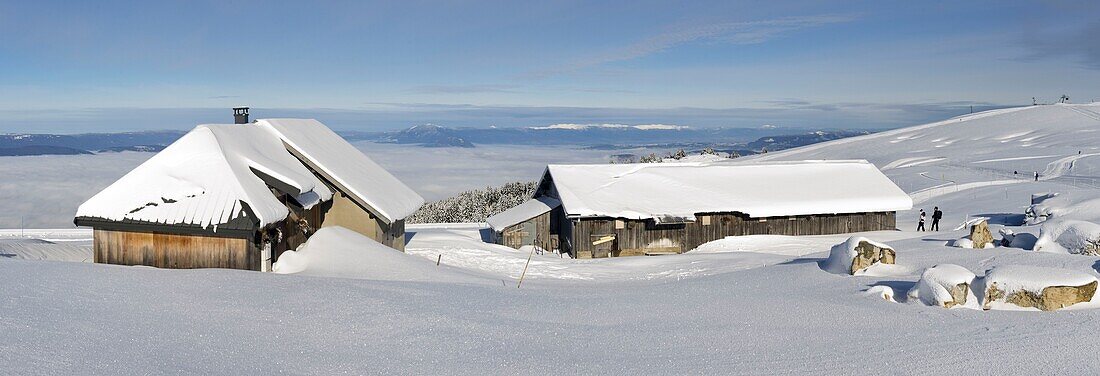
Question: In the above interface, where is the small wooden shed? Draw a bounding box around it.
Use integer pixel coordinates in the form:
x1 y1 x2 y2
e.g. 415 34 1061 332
485 197 561 251
530 160 912 258
74 118 423 271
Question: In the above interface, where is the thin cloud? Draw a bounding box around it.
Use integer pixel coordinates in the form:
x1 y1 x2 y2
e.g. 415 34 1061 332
1019 20 1100 71
528 14 857 79
408 84 520 94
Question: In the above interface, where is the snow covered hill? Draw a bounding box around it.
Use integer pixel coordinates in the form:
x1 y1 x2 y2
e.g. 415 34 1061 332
5 103 1100 374
751 103 1100 226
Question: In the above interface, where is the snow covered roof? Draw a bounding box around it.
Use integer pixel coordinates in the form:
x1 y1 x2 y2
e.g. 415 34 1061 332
486 197 561 231
258 119 424 223
76 124 334 231
541 160 912 220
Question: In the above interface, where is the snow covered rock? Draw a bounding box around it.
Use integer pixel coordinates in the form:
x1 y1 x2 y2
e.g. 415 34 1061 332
1033 220 1100 255
908 264 977 308
822 237 896 275
969 220 994 249
865 285 896 302
982 266 1098 311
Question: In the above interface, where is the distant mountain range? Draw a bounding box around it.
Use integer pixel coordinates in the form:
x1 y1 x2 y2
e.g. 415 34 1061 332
0 125 872 156
347 124 872 154
0 131 183 156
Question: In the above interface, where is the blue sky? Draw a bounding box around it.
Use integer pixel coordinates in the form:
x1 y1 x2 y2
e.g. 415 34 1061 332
1 0 1098 132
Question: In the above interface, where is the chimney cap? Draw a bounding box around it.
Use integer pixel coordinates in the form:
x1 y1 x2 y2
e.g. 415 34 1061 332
232 107 250 124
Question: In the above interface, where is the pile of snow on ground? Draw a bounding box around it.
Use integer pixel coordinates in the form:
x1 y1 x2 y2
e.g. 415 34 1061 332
1033 219 1100 255
273 226 485 283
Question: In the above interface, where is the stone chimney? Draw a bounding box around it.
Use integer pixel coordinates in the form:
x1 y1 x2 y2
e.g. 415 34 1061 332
233 107 250 124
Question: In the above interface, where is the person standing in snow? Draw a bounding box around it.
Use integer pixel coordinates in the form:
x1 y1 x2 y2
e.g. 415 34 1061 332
1034 172 1039 181
931 207 942 231
917 209 926 231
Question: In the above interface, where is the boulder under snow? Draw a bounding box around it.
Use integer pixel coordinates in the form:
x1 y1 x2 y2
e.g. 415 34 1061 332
982 265 1098 311
969 219 994 249
908 264 977 309
1033 219 1100 256
822 237 896 275
949 219 996 249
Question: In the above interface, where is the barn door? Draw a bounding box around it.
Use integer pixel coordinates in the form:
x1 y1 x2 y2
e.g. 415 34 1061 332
590 234 616 258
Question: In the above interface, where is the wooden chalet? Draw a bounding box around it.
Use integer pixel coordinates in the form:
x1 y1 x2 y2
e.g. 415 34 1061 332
74 111 424 271
515 160 911 258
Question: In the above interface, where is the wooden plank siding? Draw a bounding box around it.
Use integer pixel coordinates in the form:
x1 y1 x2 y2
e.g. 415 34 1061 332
569 211 895 259
500 211 552 250
93 229 259 270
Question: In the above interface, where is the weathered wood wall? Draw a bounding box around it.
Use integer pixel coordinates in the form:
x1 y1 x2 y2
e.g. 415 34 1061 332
93 229 258 270
569 211 895 258
274 200 325 260
500 211 552 250
319 191 406 251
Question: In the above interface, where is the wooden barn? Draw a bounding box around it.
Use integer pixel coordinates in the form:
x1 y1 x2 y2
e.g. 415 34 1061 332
74 114 424 271
521 160 911 258
485 197 561 250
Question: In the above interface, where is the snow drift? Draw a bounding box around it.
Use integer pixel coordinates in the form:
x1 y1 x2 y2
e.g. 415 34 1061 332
274 226 483 283
1033 220 1100 255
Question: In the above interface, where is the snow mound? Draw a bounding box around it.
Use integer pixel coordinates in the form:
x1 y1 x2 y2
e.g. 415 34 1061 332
821 236 895 275
865 285 896 302
950 238 975 249
908 264 978 309
982 265 1099 311
273 226 483 283
1033 220 1100 255
998 228 1038 250
949 237 995 249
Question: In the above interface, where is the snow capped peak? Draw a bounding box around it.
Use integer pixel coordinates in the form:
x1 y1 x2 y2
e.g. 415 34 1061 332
633 124 689 130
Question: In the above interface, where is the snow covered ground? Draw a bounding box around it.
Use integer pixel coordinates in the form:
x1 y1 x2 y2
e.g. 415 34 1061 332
4 104 1100 374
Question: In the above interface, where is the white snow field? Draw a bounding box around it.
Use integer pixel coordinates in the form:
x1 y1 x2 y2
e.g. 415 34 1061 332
4 103 1100 374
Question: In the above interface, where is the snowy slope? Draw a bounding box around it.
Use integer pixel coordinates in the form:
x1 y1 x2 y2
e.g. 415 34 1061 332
750 103 1100 228
7 104 1100 374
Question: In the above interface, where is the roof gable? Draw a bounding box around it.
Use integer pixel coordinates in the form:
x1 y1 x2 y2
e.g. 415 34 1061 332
486 197 561 231
257 119 424 223
76 124 333 230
